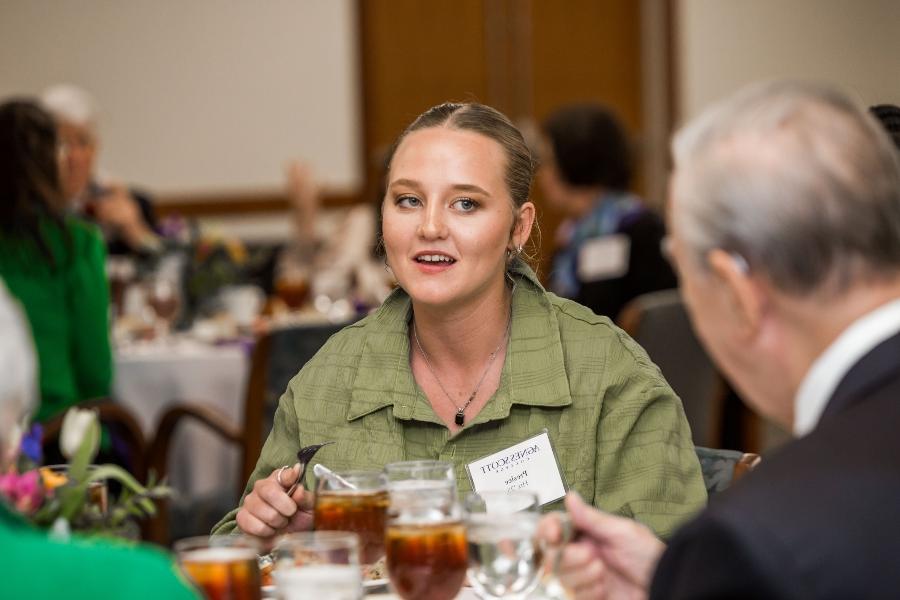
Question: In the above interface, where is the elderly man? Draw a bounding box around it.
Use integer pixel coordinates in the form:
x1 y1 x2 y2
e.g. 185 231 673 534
544 81 900 599
41 84 160 256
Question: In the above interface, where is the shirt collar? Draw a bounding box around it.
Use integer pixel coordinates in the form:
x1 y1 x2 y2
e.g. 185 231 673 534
793 297 900 437
347 260 573 424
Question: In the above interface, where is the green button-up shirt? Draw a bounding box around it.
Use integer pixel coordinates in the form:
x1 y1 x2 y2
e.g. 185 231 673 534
213 262 706 539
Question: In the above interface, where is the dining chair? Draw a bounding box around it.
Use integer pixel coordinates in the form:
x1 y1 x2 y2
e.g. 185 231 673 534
618 288 727 448
144 318 355 545
695 446 761 496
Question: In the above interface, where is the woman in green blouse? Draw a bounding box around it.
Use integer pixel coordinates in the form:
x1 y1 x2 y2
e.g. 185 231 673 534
216 103 706 541
0 99 112 422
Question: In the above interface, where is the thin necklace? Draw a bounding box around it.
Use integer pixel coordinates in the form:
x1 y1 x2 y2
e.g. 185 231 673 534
413 310 511 427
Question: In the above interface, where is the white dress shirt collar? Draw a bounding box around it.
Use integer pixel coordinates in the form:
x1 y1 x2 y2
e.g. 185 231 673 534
794 298 900 437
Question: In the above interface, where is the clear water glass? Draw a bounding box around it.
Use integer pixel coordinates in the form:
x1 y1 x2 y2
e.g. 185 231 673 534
272 531 362 600
465 490 543 599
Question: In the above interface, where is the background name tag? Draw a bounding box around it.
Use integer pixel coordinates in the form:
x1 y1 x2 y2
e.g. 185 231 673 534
465 430 567 506
577 234 631 282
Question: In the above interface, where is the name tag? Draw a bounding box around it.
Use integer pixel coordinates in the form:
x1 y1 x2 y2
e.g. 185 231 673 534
577 234 630 282
465 430 567 506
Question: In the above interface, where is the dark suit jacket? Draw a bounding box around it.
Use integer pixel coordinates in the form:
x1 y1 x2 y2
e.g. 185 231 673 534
651 331 900 599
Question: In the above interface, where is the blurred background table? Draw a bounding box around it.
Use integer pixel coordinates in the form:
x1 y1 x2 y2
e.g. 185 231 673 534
114 336 251 537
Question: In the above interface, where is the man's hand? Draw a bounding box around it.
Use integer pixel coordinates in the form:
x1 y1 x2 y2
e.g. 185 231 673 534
539 492 666 600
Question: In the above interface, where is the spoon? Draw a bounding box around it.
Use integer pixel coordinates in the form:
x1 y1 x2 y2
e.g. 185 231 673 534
313 463 358 490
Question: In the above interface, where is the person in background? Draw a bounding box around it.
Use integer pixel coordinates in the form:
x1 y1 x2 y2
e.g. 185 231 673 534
0 279 198 599
40 84 161 256
870 103 900 151
0 99 112 422
541 104 676 321
275 160 392 313
541 82 900 599
213 102 705 540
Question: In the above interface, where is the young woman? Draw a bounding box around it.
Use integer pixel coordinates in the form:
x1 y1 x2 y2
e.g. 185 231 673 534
215 103 705 540
0 99 112 422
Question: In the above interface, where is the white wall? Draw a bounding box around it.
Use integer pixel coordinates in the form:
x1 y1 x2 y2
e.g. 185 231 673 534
678 0 900 122
0 0 361 198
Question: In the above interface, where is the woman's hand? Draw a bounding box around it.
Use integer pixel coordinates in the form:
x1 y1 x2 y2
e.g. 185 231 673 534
235 464 315 539
538 492 666 600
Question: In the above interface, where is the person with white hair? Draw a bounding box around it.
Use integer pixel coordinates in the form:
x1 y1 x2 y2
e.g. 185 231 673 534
0 280 198 598
41 84 160 255
540 81 900 599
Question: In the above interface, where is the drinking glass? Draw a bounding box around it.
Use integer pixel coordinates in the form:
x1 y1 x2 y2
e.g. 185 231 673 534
44 464 108 515
273 531 362 600
275 260 311 311
465 490 542 599
174 535 262 600
383 459 456 489
146 275 181 338
314 469 389 565
385 475 466 600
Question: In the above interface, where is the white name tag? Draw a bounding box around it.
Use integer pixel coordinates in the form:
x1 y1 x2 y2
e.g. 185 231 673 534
465 430 567 506
577 234 631 282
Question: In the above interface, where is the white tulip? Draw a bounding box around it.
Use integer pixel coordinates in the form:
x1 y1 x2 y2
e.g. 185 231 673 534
59 407 98 460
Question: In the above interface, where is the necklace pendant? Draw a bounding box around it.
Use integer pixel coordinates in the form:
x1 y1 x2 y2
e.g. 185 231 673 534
455 409 465 426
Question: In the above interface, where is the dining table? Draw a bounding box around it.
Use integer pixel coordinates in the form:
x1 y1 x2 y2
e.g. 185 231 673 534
113 335 251 525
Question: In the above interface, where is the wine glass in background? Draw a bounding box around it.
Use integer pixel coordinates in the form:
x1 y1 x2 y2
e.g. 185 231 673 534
314 469 389 566
146 276 180 339
106 256 136 318
384 462 466 600
465 490 543 599
174 535 262 600
273 531 363 600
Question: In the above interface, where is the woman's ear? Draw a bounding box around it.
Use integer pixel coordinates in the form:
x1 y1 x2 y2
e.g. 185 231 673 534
512 201 536 248
707 248 765 339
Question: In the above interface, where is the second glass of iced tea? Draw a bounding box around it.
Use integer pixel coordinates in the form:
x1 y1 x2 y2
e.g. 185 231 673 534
174 535 262 600
385 478 467 600
314 469 389 566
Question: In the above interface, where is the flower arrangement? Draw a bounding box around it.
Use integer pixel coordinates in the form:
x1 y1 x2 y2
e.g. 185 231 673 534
182 231 277 320
0 407 170 540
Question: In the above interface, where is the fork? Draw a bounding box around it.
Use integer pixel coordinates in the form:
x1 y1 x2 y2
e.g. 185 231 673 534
285 441 333 496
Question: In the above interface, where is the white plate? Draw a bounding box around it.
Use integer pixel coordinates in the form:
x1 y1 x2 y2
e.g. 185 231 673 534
364 578 390 592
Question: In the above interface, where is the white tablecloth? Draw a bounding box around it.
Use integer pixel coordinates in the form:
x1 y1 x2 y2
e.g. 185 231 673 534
114 337 250 507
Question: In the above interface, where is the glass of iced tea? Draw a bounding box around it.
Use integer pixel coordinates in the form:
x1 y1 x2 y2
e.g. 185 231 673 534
385 477 467 600
314 469 389 565
174 535 262 600
383 460 456 489
273 531 362 600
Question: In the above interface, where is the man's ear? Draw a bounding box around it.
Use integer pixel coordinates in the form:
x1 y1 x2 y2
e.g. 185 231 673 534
707 249 765 339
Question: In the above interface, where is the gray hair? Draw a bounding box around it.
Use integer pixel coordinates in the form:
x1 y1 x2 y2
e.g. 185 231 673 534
0 279 36 457
671 81 900 295
40 83 98 129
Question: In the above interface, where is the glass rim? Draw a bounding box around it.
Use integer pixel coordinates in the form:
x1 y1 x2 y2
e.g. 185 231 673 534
173 534 262 553
383 459 453 471
464 489 540 514
274 530 361 551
